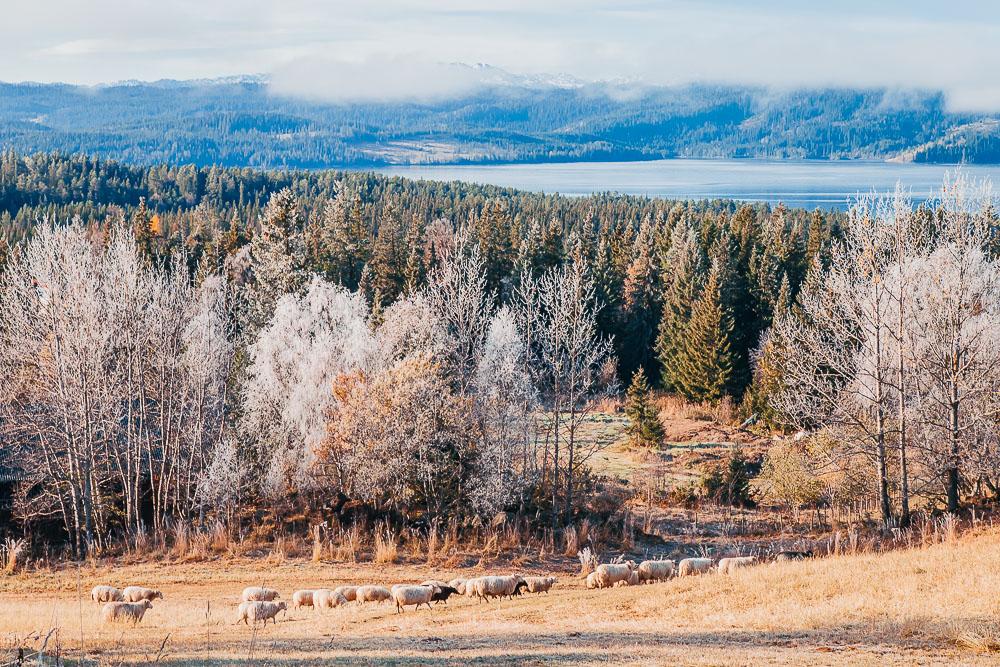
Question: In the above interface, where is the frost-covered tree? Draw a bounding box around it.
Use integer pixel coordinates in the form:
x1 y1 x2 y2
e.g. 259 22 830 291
425 232 496 391
470 306 539 515
515 258 616 526
241 188 308 335
906 176 1000 511
241 277 373 496
0 219 233 553
766 194 901 526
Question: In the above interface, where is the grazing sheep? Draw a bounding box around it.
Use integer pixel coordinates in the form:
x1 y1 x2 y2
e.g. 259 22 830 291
355 585 392 603
101 600 153 626
637 560 675 584
524 576 557 594
291 589 315 609
448 578 467 595
613 570 640 587
332 585 357 602
391 584 440 613
718 556 757 575
91 586 124 603
467 575 526 602
585 572 599 589
774 550 813 562
236 601 287 625
313 589 349 610
678 557 714 576
122 586 163 603
430 585 459 604
594 562 636 588
241 586 280 602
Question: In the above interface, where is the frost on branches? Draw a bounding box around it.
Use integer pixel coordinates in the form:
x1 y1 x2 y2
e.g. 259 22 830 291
764 174 1000 524
241 277 374 496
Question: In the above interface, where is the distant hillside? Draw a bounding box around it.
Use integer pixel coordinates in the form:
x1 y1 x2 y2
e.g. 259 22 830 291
1 76 998 167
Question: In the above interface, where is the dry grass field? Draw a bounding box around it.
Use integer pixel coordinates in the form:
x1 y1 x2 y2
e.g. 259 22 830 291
3 530 1000 665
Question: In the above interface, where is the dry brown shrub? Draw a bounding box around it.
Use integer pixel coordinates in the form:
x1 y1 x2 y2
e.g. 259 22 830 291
373 526 398 564
952 620 1000 654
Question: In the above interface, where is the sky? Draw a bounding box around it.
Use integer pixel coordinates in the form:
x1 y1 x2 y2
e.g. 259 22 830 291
3 0 1000 110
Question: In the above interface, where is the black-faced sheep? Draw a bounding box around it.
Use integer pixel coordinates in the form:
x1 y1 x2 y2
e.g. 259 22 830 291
390 584 439 613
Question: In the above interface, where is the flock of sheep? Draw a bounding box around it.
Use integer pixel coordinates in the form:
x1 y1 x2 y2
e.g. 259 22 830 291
90 550 811 627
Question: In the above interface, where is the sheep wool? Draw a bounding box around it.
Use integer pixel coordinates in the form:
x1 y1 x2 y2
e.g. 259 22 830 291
101 600 153 626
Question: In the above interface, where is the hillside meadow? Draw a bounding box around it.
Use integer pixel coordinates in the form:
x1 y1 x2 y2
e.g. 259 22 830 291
2 530 1000 665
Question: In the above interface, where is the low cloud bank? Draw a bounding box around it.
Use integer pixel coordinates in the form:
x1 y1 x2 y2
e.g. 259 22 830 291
269 56 492 104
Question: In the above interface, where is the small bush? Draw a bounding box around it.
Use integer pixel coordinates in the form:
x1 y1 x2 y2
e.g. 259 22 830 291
700 450 760 508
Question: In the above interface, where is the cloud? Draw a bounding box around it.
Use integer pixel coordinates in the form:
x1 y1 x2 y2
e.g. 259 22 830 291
2 1 1000 111
269 56 490 103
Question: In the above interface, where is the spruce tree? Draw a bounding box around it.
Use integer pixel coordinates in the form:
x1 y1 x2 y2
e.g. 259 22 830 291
369 203 406 307
672 260 734 403
618 220 660 382
656 221 706 392
625 367 665 448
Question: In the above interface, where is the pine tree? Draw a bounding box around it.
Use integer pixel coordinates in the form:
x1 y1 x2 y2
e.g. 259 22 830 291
671 260 734 403
369 203 406 307
624 367 664 448
403 219 426 294
618 220 660 382
131 197 157 260
656 221 706 391
318 184 370 289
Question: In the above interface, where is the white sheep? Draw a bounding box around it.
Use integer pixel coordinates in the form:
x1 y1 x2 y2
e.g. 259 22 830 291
390 584 439 613
236 601 287 625
637 560 675 583
122 586 163 603
241 586 280 602
467 575 526 602
332 585 357 602
448 578 467 595
523 576 557 594
291 589 315 609
678 557 714 576
355 585 391 603
91 585 124 603
585 572 599 589
718 556 757 574
313 589 349 610
101 600 153 626
594 561 636 588
613 570 639 587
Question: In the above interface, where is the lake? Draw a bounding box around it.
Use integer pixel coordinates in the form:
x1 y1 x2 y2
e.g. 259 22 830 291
375 159 1000 210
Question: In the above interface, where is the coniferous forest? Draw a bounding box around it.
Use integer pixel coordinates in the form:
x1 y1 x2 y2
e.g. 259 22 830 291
0 149 831 402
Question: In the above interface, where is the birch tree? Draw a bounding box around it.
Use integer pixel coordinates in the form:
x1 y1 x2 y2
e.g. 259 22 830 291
515 258 616 527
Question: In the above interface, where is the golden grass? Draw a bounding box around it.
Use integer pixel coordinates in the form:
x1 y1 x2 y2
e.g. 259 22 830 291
4 530 1000 665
